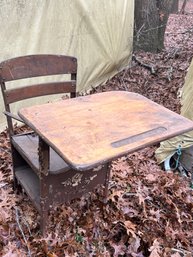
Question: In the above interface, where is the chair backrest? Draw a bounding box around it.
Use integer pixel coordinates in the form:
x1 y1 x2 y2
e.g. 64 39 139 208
0 54 77 135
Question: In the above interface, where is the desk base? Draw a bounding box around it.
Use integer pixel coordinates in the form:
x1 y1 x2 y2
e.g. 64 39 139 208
14 151 110 235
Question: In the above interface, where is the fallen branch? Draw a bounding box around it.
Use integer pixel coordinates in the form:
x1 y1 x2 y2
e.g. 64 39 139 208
132 55 156 75
15 207 32 257
167 66 173 82
171 247 192 255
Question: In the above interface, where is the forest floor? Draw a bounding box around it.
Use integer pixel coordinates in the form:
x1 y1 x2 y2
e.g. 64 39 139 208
1 6 193 257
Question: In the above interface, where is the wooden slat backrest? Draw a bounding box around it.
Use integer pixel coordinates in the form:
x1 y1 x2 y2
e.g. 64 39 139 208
5 81 76 104
0 55 77 81
0 54 77 135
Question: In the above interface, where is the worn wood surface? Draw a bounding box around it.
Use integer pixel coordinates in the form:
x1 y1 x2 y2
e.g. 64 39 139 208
0 54 77 82
5 81 76 104
18 91 193 170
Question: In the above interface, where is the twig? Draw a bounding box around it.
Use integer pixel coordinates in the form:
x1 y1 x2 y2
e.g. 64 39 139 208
0 182 8 188
132 55 156 75
22 216 32 237
167 66 173 82
134 24 166 38
122 192 137 197
15 207 32 257
120 67 130 91
171 247 192 255
108 180 117 189
165 28 193 35
164 48 180 62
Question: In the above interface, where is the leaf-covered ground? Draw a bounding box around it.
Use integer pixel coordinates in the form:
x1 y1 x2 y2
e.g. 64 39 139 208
1 8 193 257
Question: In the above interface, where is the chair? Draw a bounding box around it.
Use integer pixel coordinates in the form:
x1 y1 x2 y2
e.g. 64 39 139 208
0 55 108 235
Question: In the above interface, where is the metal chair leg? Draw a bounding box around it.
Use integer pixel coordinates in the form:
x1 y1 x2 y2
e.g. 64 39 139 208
40 199 49 236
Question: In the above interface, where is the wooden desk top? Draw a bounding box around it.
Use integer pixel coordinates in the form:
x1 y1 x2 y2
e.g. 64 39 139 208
18 91 193 170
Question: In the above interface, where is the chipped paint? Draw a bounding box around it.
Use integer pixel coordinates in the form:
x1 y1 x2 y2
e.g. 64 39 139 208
93 165 103 172
62 173 83 187
62 173 98 187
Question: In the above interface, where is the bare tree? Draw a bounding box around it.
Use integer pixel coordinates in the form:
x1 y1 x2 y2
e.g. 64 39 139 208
134 0 175 52
171 0 179 13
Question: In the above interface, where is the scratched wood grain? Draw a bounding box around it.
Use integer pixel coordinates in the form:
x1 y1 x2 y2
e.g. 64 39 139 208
19 91 193 170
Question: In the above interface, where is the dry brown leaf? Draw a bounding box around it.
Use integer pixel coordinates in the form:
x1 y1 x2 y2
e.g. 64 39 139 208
145 173 157 182
111 242 126 257
149 239 162 257
123 220 136 238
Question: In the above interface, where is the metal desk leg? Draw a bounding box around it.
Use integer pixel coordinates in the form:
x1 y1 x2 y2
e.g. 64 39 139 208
39 137 50 236
104 162 111 203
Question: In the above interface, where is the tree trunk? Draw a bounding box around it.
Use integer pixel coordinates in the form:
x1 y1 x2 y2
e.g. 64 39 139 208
134 0 175 52
180 0 188 14
171 0 179 13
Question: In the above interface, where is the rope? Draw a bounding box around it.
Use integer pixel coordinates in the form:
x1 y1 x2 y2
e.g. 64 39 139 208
174 145 182 170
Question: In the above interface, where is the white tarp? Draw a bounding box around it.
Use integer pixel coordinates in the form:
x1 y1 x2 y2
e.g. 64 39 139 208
0 0 134 131
155 58 193 163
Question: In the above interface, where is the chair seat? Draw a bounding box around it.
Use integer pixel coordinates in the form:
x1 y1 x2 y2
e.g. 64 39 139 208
12 133 70 175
